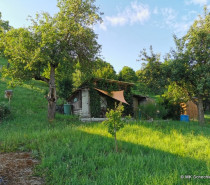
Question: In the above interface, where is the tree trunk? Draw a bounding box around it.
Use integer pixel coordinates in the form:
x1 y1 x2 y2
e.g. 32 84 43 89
47 64 57 122
197 95 205 126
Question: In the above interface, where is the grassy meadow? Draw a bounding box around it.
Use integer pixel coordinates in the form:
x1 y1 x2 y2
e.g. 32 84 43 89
0 58 210 184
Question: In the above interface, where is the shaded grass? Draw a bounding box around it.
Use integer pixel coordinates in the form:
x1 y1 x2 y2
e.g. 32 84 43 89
204 112 210 124
0 57 7 66
0 78 210 185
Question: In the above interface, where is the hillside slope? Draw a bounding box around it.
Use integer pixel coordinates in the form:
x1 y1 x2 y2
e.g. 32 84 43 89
0 69 210 184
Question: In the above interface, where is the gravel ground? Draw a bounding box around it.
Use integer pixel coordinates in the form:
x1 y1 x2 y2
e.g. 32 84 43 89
0 152 44 185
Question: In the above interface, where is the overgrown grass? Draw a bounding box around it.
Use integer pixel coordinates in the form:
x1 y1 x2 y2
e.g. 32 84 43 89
0 78 210 185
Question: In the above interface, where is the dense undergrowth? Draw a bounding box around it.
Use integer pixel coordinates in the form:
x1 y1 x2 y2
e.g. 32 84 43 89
0 69 210 184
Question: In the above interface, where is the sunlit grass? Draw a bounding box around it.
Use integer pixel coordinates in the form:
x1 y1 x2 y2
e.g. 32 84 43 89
78 122 210 161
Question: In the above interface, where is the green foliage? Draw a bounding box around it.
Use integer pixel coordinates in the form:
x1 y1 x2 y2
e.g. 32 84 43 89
89 79 118 117
0 103 11 122
132 81 153 96
89 86 101 117
139 102 168 120
123 85 134 116
92 58 117 80
137 46 169 94
159 97 181 120
0 12 11 33
1 0 102 120
169 7 209 124
1 28 43 85
72 61 92 89
71 58 118 89
103 104 125 152
103 104 124 136
0 57 8 66
0 12 11 57
87 78 134 117
163 82 190 103
118 66 137 82
204 111 210 123
158 82 189 120
57 78 73 101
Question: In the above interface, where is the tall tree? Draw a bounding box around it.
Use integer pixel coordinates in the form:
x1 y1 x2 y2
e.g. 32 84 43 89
137 46 169 94
118 66 137 82
170 7 209 125
92 58 117 80
1 0 102 121
71 58 117 89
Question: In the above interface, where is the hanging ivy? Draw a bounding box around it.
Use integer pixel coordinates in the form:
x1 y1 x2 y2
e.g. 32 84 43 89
87 78 134 117
89 86 101 117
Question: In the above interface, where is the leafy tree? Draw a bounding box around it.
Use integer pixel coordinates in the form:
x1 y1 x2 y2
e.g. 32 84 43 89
72 62 83 88
169 7 209 125
0 12 11 57
0 12 10 31
92 58 117 80
118 66 137 82
2 28 45 83
103 104 125 152
57 78 73 102
71 58 117 89
1 0 102 121
159 82 190 120
137 46 169 94
132 81 152 96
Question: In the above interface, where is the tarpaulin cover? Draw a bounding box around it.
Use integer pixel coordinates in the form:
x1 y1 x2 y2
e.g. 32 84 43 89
95 88 129 104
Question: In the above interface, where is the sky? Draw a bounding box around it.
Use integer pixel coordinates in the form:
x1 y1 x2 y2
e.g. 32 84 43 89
0 0 209 73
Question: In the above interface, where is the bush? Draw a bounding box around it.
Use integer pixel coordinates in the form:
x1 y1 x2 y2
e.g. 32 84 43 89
103 104 125 152
159 82 189 120
0 103 11 122
139 102 168 120
57 78 73 101
159 97 182 120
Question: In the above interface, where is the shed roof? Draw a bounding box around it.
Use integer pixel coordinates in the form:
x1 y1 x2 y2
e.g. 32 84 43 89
95 88 129 104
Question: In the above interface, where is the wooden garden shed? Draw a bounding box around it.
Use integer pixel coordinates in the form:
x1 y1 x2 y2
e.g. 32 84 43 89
67 78 147 118
180 101 198 120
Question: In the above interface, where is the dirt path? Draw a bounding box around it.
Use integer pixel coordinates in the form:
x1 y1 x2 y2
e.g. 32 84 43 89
0 152 44 185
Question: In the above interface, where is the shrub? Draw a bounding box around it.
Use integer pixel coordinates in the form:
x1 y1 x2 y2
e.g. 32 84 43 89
159 82 189 120
57 78 73 102
139 102 168 120
159 97 182 120
0 103 11 122
103 104 125 152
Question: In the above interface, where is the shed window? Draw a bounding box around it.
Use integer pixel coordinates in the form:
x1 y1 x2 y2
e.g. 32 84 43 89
74 97 78 102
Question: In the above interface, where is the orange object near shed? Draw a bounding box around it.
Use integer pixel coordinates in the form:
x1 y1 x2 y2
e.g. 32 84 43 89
94 88 129 105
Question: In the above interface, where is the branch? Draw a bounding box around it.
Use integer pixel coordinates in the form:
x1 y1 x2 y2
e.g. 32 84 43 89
34 75 49 84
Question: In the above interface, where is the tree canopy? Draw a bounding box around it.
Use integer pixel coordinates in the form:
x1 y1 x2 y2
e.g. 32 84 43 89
0 12 11 57
137 46 169 94
92 58 117 80
169 7 210 125
1 0 102 121
118 66 137 82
